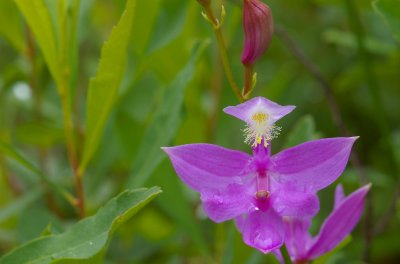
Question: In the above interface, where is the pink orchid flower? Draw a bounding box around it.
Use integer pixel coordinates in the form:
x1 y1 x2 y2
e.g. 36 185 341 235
163 97 357 253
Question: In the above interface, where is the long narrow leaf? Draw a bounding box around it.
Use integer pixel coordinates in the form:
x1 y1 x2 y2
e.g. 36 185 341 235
14 0 61 85
80 0 136 174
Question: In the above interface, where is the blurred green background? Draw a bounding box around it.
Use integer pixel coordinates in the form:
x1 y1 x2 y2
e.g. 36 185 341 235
0 0 399 263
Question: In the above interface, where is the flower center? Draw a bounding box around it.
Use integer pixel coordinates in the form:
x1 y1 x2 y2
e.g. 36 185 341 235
244 111 281 147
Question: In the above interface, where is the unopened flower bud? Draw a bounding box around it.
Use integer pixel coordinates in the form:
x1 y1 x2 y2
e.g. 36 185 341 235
241 0 273 65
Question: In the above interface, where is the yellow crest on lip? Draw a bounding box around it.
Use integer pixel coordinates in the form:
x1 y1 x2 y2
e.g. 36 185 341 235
244 111 280 147
251 112 268 124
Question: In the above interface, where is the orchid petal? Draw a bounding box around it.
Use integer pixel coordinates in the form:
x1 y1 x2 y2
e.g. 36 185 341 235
271 182 320 217
283 217 312 261
235 214 247 233
163 144 252 222
241 209 284 254
334 184 346 209
223 97 295 124
201 183 252 223
307 184 371 260
162 144 251 191
271 137 357 191
272 249 284 264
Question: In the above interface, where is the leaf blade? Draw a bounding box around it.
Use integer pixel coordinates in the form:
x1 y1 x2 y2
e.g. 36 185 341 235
0 187 161 264
80 0 136 174
126 40 209 188
373 0 400 41
14 0 61 85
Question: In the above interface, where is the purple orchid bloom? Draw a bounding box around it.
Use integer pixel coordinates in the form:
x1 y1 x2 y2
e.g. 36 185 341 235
163 97 357 254
284 184 370 264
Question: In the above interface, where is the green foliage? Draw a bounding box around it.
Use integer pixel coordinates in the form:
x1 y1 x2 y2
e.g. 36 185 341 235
14 0 61 86
0 0 24 52
0 0 399 263
81 0 136 174
126 40 208 188
373 0 400 41
0 187 161 264
283 115 319 148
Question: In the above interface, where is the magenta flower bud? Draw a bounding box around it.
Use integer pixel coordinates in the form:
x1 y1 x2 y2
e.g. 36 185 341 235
241 0 273 65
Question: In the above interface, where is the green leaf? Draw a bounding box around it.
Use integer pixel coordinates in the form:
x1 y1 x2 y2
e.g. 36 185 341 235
148 161 210 255
126 40 209 188
284 115 319 148
0 0 24 52
0 187 161 264
131 0 162 55
0 141 44 179
80 0 136 174
0 188 43 224
0 142 74 204
322 28 397 55
373 0 400 42
14 0 62 85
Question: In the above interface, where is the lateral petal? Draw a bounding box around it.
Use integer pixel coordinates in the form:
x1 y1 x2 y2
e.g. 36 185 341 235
283 217 312 261
334 184 346 209
271 137 357 191
307 184 371 260
201 183 253 223
162 144 251 191
163 144 253 222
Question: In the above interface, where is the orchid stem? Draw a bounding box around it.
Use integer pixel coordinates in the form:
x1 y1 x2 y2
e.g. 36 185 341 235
199 2 244 102
242 64 254 99
280 245 293 264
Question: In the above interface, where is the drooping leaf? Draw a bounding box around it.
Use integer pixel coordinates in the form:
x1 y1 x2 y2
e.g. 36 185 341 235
80 0 136 174
126 40 209 188
0 187 161 264
373 0 400 42
14 0 62 85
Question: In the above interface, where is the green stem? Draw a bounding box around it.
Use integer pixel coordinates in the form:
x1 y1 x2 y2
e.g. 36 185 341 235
242 64 254 99
280 245 293 264
58 0 85 218
201 3 243 102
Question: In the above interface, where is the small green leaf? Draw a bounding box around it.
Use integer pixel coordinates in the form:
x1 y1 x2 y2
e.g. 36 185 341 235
373 0 400 41
0 187 161 264
80 0 136 174
126 40 209 188
14 0 62 85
